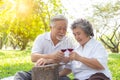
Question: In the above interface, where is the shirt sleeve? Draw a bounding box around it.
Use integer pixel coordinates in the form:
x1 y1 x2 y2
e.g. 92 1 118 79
31 35 43 54
93 43 108 68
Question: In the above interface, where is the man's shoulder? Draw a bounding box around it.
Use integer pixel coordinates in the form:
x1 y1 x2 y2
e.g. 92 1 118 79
37 32 50 38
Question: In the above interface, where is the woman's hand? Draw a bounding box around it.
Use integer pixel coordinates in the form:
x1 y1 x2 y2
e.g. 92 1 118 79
69 51 81 61
69 52 105 70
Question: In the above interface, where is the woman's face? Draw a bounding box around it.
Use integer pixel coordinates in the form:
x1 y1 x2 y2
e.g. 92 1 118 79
72 27 90 46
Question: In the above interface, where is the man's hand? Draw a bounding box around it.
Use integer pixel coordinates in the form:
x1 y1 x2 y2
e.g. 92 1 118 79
50 51 64 63
35 58 48 66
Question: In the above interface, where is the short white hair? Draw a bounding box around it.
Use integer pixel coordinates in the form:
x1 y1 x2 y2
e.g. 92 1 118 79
50 15 68 27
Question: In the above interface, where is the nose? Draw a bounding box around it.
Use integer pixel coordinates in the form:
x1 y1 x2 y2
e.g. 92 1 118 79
75 34 79 39
75 35 78 39
60 28 66 34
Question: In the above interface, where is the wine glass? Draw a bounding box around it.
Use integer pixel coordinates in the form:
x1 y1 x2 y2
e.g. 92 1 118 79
67 42 74 53
60 40 70 65
61 49 67 52
60 42 67 65
68 48 73 52
61 40 67 53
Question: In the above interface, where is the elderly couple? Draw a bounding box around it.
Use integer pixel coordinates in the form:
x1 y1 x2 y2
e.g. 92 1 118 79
14 15 112 80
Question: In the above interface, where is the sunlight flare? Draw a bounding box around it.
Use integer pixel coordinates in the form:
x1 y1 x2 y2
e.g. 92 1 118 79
15 0 33 17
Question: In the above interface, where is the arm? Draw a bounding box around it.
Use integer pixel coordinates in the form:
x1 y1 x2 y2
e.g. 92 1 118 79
31 51 64 63
77 56 104 70
31 53 54 62
69 52 104 70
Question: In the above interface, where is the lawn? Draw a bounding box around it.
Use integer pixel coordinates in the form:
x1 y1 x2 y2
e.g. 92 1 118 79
0 50 120 80
0 50 34 79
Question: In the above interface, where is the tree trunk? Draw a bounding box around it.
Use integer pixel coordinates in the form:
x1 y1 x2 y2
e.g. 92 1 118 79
32 64 59 80
0 37 2 49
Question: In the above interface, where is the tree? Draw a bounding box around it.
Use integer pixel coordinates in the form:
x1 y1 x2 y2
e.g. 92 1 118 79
0 0 11 49
91 0 120 53
0 0 66 50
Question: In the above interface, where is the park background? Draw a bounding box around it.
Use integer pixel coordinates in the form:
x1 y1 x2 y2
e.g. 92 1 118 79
0 0 120 80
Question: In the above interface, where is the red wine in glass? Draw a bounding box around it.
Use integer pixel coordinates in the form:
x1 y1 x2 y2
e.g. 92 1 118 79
61 49 67 52
68 48 73 52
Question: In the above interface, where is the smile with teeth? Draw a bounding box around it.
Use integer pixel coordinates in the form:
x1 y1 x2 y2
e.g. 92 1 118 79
59 34 64 37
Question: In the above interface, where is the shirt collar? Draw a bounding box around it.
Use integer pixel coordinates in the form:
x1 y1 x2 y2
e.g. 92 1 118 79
77 38 95 48
44 32 67 42
44 32 51 41
85 38 95 47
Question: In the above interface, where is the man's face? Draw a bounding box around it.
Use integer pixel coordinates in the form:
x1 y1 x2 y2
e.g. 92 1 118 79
51 20 67 40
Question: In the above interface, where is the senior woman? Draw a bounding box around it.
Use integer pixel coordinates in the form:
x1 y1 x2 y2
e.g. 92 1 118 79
69 18 112 80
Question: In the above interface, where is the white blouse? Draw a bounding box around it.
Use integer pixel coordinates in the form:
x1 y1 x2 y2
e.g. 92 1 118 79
70 38 112 80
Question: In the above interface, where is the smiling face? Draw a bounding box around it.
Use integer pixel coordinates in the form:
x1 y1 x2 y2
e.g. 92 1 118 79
51 20 67 41
73 27 90 46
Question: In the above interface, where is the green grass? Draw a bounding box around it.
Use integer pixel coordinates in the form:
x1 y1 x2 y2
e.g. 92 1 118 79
0 50 34 79
108 53 120 80
0 50 120 80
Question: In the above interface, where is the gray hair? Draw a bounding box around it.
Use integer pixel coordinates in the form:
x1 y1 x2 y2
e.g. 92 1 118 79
71 18 94 37
50 15 68 27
